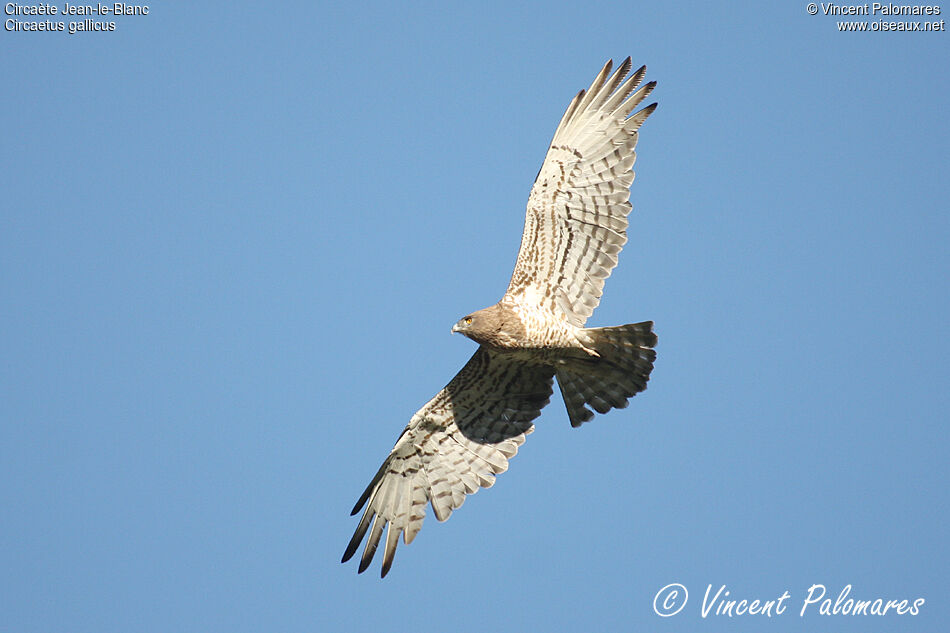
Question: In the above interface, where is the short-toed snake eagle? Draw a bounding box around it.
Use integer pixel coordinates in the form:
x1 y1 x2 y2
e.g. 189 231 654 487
343 58 658 577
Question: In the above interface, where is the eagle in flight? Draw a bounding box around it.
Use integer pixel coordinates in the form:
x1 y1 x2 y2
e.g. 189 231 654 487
343 58 658 577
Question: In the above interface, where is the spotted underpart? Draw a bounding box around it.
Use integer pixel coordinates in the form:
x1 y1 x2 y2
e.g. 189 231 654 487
344 57 659 578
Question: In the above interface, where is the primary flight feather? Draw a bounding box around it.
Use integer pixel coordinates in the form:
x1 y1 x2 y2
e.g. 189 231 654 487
343 58 658 577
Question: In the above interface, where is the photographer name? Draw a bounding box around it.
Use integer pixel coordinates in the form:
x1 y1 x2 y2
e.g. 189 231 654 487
818 2 941 15
654 582 926 618
703 583 925 617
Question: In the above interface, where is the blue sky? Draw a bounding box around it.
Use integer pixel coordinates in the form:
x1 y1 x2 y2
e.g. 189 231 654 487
2 2 948 632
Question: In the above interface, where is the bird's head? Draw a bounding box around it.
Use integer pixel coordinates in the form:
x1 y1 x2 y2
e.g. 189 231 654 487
451 308 498 344
451 313 477 336
451 305 519 347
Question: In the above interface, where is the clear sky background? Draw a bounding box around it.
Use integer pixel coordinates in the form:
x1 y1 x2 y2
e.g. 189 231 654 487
2 2 948 632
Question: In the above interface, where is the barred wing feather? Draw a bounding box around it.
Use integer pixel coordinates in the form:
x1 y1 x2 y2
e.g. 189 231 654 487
342 349 554 577
506 58 657 326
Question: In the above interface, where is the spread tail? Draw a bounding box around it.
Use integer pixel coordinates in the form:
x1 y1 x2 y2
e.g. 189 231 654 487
556 321 657 427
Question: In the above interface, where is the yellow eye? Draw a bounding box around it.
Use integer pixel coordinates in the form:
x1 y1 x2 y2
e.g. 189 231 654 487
464 317 473 325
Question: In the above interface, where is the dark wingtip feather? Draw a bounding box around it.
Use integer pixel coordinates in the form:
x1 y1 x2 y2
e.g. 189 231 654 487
380 551 395 578
357 516 384 574
341 540 358 564
350 488 369 515
350 458 391 515
357 551 375 574
342 507 375 564
341 526 364 563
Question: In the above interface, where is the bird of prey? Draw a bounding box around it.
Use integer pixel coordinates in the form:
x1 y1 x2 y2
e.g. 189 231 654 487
343 58 658 577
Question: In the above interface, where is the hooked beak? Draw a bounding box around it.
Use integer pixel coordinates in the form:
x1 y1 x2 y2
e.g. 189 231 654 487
451 323 461 334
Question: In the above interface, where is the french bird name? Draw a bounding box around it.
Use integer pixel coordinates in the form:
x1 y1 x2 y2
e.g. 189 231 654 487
5 3 147 15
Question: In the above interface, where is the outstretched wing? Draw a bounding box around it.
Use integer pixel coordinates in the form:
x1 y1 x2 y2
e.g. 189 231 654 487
342 349 554 577
505 58 657 326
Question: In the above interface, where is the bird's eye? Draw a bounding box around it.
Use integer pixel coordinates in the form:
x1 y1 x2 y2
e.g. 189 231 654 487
464 317 473 325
